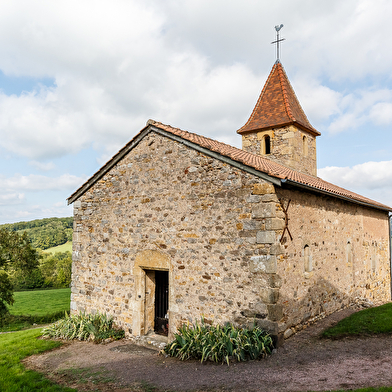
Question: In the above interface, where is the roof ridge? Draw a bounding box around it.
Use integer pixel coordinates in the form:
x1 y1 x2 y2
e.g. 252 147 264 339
237 63 278 134
150 122 389 210
277 63 296 122
68 120 391 212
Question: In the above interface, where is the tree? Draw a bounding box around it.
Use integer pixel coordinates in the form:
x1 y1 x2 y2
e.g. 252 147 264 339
40 251 72 288
0 229 39 324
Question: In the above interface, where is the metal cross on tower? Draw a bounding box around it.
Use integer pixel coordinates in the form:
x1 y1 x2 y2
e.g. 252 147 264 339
271 24 285 61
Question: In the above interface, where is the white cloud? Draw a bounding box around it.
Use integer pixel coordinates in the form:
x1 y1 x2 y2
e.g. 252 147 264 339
1 173 87 192
0 0 391 221
328 112 362 134
29 160 56 171
0 173 76 222
369 102 392 126
293 78 342 125
325 89 392 134
319 161 392 189
0 203 73 224
0 193 24 206
0 0 390 159
319 161 392 207
0 48 258 160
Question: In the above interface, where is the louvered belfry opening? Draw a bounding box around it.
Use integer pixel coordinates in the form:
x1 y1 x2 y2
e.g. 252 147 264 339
154 270 169 336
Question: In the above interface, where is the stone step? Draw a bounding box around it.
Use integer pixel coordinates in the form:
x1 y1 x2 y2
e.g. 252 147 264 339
132 333 168 351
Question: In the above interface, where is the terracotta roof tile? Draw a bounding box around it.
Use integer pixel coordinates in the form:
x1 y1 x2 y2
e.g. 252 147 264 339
148 120 390 211
68 119 391 211
237 61 320 136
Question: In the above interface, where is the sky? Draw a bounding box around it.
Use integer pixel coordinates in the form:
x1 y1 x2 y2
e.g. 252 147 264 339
1 0 392 224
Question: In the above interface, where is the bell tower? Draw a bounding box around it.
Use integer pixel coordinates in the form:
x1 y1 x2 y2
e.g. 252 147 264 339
237 60 320 176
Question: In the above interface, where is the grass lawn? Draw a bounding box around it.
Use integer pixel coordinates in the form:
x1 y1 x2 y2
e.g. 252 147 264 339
0 328 75 392
1 288 71 332
322 302 392 338
10 288 71 316
45 242 72 254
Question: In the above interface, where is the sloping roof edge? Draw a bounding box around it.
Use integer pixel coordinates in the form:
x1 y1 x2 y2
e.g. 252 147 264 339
237 119 319 137
237 61 321 137
67 121 282 205
67 125 151 205
282 179 391 213
67 120 392 213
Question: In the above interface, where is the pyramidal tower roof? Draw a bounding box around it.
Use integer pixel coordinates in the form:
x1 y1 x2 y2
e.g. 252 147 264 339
237 60 320 136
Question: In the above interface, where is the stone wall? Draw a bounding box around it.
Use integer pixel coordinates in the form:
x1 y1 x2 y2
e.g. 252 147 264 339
275 187 391 337
71 131 285 339
71 130 391 343
241 125 317 176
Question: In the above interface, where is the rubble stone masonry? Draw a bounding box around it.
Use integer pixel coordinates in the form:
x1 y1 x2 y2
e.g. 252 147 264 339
275 187 391 337
241 125 317 176
71 131 391 342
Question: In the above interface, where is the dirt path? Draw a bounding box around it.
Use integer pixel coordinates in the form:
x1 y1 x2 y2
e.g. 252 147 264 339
24 308 392 392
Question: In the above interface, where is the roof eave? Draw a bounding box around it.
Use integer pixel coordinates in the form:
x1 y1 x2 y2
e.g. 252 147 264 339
282 179 392 213
237 120 321 137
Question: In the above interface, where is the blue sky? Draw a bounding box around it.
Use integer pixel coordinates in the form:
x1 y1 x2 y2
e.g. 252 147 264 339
1 0 392 224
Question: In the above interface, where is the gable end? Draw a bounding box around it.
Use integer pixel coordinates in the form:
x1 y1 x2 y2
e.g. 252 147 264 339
67 124 282 205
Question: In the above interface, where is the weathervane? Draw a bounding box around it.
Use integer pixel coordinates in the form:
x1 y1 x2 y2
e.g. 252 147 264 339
271 24 285 61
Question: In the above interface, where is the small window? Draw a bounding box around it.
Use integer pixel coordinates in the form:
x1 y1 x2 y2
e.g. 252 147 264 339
304 245 312 272
346 241 352 265
264 135 271 155
371 242 378 273
302 135 308 157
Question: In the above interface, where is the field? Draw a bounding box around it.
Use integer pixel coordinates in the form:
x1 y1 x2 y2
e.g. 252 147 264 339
10 288 71 316
45 241 73 254
1 288 71 332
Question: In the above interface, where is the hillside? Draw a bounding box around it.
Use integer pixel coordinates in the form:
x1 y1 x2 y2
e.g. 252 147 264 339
45 241 73 254
0 217 73 250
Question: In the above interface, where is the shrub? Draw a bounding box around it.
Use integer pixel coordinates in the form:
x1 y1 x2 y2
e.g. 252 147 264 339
42 311 125 343
163 319 273 365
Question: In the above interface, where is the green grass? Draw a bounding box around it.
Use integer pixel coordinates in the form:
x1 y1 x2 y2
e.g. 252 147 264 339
10 288 71 316
322 303 392 338
45 242 72 254
0 328 76 391
1 288 71 332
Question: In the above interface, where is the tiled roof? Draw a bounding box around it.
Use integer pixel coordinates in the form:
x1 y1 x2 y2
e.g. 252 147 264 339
68 119 391 211
237 61 320 136
147 120 390 211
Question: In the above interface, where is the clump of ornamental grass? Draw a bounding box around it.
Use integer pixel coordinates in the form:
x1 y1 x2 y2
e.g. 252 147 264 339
163 319 273 365
42 311 125 343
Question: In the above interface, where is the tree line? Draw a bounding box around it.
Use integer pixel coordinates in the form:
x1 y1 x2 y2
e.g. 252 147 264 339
0 218 74 322
9 250 72 291
0 217 73 250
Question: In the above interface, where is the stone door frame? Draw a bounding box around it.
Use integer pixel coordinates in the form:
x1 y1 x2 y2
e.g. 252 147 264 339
132 250 171 337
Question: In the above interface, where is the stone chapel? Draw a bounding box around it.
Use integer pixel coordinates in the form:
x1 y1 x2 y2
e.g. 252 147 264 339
68 60 392 344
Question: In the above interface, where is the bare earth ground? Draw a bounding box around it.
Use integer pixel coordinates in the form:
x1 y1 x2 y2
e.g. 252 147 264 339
24 308 392 392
